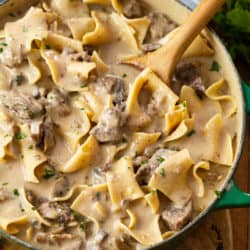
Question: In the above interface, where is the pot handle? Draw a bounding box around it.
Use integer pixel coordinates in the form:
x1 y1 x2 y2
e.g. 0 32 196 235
214 181 250 209
242 81 250 113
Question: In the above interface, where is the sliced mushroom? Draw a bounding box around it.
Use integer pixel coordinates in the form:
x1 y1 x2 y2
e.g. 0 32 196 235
51 176 70 198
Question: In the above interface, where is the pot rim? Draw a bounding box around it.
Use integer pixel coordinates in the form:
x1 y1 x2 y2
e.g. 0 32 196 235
0 1 247 250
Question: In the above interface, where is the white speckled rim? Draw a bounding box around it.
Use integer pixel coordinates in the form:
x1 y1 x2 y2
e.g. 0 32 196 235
0 1 247 250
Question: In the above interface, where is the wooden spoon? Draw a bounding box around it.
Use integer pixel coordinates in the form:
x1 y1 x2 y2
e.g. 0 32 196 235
123 0 225 84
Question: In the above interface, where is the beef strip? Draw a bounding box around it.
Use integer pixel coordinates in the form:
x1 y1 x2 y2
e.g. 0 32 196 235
86 231 108 250
38 202 74 225
100 74 127 111
135 149 177 185
51 176 70 198
46 88 71 116
174 61 205 95
30 116 55 152
145 13 176 43
161 200 192 230
90 107 123 143
0 91 44 123
122 0 144 18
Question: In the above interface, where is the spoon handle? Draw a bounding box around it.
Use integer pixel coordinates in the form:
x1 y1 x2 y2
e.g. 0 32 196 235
150 0 225 83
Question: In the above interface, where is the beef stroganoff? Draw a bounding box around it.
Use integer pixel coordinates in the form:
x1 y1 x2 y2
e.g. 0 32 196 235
0 0 238 249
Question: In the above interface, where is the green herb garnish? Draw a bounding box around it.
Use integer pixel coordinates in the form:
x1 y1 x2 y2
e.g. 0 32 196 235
13 188 19 196
22 26 29 32
122 73 127 78
187 129 196 137
214 190 222 198
157 156 165 163
45 44 51 50
159 168 165 177
79 221 86 231
0 42 7 47
43 168 56 179
0 48 3 53
2 182 8 186
210 60 221 72
15 132 27 140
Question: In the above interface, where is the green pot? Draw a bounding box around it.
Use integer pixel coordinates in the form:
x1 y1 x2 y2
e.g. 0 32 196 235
0 0 250 249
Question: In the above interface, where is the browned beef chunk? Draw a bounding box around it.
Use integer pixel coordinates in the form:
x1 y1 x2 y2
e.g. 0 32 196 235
174 61 205 95
90 108 123 143
122 0 144 18
38 202 74 225
0 91 44 123
145 13 176 43
161 201 192 230
86 231 108 250
135 149 176 185
100 74 127 111
30 116 55 152
46 88 71 116
51 176 70 198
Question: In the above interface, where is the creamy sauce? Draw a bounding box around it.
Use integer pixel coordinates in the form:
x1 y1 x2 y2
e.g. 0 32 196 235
0 0 239 249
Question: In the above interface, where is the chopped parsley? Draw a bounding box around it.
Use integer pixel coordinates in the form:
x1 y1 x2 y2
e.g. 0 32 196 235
187 129 196 137
210 60 220 72
22 26 29 32
214 190 222 198
79 221 87 231
13 188 19 196
28 111 36 119
4 134 9 138
95 192 100 200
150 189 156 195
45 44 51 50
159 168 165 177
28 145 34 150
32 207 36 211
0 42 7 47
127 166 131 170
140 160 148 166
72 210 79 219
122 73 127 78
0 48 3 53
43 168 56 179
2 182 8 186
21 208 25 212
180 101 187 108
15 74 24 85
80 107 85 111
15 132 27 140
157 156 165 163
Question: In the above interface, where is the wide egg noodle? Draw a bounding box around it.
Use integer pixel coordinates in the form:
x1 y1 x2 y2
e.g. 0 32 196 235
205 78 237 118
61 135 99 173
0 215 28 235
18 124 48 183
50 0 89 19
149 149 194 206
41 46 96 91
106 156 144 211
189 161 210 198
119 199 162 246
71 183 109 230
2 7 49 66
126 68 178 128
